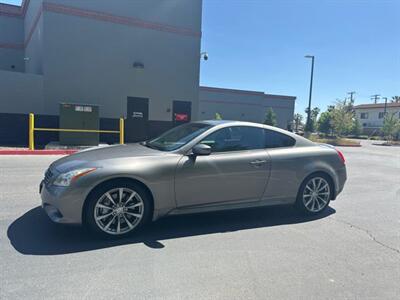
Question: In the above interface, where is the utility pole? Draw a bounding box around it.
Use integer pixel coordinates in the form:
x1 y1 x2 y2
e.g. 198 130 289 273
383 97 388 115
371 94 380 104
347 91 356 103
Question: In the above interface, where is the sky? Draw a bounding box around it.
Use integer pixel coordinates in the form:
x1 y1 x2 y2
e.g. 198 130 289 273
200 0 400 114
3 0 399 115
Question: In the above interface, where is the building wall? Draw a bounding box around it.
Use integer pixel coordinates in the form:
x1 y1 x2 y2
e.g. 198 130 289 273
264 94 296 129
24 0 44 74
0 13 24 72
0 0 298 146
199 87 296 129
0 0 203 146
41 0 202 121
0 69 44 114
356 107 400 131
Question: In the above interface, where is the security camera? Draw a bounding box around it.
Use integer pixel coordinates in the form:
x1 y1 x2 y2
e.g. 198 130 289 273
200 52 208 61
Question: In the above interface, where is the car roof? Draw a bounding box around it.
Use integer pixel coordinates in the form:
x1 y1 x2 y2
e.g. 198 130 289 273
197 120 258 126
191 120 314 147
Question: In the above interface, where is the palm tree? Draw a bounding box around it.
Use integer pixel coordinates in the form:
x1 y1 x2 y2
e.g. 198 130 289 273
293 113 303 131
391 96 400 103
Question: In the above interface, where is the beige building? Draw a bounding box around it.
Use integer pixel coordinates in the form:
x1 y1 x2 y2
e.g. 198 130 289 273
354 103 400 134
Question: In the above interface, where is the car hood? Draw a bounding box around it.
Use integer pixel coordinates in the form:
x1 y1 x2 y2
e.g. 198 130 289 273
50 143 165 173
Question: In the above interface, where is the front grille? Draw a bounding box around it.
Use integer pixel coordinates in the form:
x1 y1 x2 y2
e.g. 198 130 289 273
43 168 53 185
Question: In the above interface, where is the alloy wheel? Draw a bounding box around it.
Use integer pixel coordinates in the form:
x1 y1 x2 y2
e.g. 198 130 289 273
302 177 330 213
94 187 144 235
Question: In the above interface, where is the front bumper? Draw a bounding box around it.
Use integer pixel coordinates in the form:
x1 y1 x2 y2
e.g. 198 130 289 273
40 180 85 225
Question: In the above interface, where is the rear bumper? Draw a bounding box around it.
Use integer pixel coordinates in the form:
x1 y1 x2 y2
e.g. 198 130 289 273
334 166 347 199
40 181 84 225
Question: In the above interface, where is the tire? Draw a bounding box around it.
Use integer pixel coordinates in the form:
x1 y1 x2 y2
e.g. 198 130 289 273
295 173 333 215
84 180 152 238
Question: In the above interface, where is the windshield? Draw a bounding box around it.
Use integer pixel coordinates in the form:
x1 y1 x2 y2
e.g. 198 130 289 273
145 123 212 151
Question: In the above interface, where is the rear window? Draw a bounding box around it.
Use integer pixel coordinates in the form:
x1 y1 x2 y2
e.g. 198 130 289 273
264 129 296 148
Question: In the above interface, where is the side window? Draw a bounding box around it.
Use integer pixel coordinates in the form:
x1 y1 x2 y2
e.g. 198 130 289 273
264 129 296 148
200 126 265 152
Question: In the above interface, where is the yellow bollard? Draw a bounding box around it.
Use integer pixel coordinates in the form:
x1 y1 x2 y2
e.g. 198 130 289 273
29 113 35 150
119 118 124 144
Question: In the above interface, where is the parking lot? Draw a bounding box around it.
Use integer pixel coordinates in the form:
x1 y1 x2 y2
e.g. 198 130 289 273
0 140 399 299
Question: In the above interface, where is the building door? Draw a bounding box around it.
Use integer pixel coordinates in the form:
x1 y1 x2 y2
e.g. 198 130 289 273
126 97 149 142
173 101 191 126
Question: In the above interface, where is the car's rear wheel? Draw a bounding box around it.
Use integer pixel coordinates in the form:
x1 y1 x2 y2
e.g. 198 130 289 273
85 180 152 238
295 174 332 215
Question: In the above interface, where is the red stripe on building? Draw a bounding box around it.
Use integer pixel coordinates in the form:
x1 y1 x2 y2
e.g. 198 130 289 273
0 149 78 155
0 2 22 17
0 43 24 49
43 2 202 38
0 0 30 18
0 1 200 50
24 6 42 47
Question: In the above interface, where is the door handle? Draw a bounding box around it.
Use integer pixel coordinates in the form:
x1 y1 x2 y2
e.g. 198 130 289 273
250 160 267 166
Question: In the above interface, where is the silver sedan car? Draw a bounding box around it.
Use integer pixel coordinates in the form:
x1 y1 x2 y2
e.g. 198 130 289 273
40 121 347 238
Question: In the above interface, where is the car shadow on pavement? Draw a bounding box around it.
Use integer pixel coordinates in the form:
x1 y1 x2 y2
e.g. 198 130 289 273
7 205 335 255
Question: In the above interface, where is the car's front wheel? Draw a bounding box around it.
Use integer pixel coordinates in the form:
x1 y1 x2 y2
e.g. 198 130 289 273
295 174 332 215
85 180 152 238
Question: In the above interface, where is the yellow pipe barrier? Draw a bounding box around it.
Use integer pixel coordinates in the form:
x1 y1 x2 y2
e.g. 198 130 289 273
119 117 124 144
34 128 120 133
28 113 125 150
29 113 35 150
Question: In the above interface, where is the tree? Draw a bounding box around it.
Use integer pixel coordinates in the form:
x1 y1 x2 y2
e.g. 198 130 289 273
304 107 320 132
391 96 400 103
264 108 277 126
215 112 222 120
382 112 400 142
317 111 333 135
351 117 362 136
330 100 354 137
293 113 303 131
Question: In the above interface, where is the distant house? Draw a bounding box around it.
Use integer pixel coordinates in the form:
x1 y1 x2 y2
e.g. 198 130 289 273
354 103 400 134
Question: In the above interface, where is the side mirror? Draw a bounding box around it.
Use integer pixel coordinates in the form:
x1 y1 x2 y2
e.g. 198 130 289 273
191 144 211 156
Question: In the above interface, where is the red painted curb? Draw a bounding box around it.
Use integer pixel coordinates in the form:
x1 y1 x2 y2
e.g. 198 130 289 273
0 149 78 155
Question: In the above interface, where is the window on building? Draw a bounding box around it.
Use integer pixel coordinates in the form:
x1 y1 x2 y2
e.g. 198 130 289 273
264 130 296 148
200 126 265 152
378 112 385 119
360 112 369 119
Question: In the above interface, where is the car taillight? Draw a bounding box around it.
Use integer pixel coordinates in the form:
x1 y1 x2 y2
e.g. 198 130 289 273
336 148 345 165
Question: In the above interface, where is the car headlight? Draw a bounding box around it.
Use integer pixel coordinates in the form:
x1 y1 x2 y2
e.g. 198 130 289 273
53 168 97 187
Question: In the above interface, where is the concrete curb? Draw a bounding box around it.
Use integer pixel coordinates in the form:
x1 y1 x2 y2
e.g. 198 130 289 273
0 149 78 155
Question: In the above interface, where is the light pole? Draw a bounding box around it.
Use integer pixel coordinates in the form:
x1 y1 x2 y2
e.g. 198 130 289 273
305 55 315 133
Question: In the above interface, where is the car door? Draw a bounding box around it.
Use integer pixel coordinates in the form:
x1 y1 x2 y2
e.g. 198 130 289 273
175 126 271 207
261 129 300 203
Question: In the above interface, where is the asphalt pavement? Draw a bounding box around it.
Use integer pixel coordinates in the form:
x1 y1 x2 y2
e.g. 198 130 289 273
1 140 399 299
